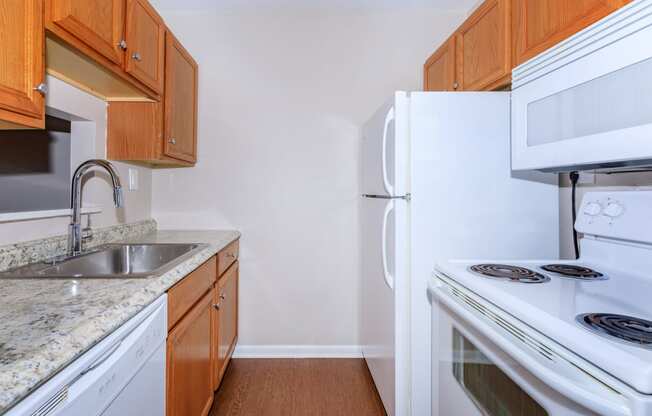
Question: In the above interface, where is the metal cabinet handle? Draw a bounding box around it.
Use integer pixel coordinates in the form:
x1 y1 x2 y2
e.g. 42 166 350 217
226 253 235 259
453 81 459 90
118 40 127 50
34 83 48 95
213 303 221 310
132 52 142 61
220 293 226 300
168 138 176 145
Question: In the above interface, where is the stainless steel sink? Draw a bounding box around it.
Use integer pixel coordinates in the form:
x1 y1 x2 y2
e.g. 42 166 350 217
0 243 208 279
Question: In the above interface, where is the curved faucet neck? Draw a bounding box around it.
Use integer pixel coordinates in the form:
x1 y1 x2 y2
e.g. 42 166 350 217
69 159 123 255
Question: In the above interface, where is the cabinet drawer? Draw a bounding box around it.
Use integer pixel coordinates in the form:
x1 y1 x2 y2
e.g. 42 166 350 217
168 256 217 329
217 240 239 276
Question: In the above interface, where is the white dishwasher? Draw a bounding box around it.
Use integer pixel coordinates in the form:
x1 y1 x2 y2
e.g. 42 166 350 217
7 294 167 416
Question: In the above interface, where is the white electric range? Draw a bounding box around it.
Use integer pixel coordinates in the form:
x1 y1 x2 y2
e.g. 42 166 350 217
430 191 652 416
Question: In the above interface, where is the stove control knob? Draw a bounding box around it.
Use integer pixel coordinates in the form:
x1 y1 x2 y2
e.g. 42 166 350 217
583 202 602 216
603 202 624 218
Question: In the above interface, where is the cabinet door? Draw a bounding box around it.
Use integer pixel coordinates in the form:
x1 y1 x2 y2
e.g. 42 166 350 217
0 0 45 129
423 36 456 91
214 261 239 386
456 0 511 91
513 0 630 66
163 31 198 163
47 0 125 65
124 0 164 93
167 290 214 416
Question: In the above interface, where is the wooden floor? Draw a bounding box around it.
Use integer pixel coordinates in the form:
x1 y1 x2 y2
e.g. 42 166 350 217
209 359 387 416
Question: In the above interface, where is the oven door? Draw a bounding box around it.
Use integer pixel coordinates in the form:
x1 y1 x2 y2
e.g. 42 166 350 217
430 276 633 416
511 1 652 172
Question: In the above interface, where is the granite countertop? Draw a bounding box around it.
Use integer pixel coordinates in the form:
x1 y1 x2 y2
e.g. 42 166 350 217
0 227 240 415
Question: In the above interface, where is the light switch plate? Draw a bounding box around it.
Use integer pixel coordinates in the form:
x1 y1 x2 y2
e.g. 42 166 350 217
128 168 139 191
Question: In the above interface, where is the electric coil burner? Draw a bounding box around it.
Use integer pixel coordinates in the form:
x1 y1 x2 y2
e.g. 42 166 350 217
541 264 607 281
469 264 550 283
436 191 652 411
577 313 652 349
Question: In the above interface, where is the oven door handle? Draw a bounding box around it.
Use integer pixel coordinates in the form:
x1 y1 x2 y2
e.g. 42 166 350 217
431 280 632 416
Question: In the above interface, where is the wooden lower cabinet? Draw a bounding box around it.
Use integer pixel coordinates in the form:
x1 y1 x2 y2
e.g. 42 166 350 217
167 290 214 416
166 245 239 414
212 261 239 388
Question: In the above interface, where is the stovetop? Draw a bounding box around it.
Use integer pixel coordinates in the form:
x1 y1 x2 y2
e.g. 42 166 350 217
434 190 652 394
436 257 652 394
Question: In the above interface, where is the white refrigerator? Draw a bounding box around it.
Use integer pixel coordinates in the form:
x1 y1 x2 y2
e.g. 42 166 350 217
360 92 560 416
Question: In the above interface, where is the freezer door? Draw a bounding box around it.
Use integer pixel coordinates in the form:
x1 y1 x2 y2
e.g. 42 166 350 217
362 92 409 197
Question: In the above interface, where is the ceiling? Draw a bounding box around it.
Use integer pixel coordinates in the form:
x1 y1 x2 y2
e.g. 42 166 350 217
150 0 479 11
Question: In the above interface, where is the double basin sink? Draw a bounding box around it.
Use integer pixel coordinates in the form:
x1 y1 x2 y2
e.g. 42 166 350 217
0 243 207 279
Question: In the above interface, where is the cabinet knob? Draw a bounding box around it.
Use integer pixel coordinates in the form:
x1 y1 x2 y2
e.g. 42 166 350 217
453 82 459 90
132 52 142 61
118 40 128 50
34 83 48 95
168 138 177 145
213 303 221 310
220 294 226 300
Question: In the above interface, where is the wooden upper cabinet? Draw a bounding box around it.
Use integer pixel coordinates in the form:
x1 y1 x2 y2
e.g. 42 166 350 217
512 0 630 66
0 0 45 129
47 0 126 65
124 0 165 93
456 0 511 91
423 36 457 91
163 31 198 163
167 290 214 416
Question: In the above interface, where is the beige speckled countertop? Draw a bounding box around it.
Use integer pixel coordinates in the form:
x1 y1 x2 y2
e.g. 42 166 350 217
0 228 240 415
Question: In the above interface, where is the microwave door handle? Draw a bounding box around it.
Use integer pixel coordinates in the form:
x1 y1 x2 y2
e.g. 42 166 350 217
381 200 395 290
432 284 631 416
381 107 395 196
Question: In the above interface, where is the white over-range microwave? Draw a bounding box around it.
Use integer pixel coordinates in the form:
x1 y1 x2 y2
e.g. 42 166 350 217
511 0 652 172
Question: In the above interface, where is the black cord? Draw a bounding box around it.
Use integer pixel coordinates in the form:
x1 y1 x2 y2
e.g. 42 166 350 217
570 171 580 260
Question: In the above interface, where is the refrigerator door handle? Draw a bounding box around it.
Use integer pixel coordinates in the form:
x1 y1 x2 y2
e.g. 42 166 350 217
381 200 395 290
381 107 395 196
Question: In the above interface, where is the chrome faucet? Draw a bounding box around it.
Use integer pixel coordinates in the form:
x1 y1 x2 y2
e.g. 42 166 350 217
69 159 124 256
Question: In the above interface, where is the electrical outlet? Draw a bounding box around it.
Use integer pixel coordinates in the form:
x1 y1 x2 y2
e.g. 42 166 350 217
128 168 139 191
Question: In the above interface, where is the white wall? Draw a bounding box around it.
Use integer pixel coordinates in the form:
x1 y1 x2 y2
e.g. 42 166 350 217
0 76 152 246
151 7 465 351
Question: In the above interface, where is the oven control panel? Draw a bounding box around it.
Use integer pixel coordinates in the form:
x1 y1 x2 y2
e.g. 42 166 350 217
576 191 652 244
